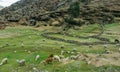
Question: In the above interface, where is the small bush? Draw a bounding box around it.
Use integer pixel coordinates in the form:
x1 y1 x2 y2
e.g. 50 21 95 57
69 1 80 17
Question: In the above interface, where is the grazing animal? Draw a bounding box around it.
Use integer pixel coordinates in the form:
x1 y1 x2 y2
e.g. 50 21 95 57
70 51 75 55
116 43 120 46
44 54 54 64
116 44 120 48
35 55 40 61
60 57 69 64
73 48 77 51
118 48 120 53
105 49 111 54
114 39 119 43
28 51 31 54
59 55 65 59
77 52 80 54
70 55 79 60
89 45 93 48
103 44 108 48
60 45 64 49
16 59 26 66
33 67 39 72
66 51 71 54
24 50 27 52
28 36 32 39
14 50 17 53
21 43 24 47
61 50 65 55
0 58 8 66
53 55 61 62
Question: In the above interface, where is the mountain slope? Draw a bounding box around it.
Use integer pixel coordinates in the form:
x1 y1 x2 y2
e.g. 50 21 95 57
0 0 119 25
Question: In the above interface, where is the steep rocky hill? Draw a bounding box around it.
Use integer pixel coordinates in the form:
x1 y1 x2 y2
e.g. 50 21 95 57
0 0 70 21
0 0 120 26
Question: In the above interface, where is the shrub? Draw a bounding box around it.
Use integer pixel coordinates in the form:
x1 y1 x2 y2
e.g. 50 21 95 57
69 1 80 17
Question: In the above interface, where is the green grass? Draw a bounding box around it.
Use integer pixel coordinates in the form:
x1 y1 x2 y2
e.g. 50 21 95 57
0 23 120 72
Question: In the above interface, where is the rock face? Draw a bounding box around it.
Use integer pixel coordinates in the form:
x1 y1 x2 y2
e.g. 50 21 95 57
0 0 68 21
0 0 119 25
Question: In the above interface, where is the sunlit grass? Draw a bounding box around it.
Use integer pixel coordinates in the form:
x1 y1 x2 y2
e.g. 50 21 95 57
0 23 120 72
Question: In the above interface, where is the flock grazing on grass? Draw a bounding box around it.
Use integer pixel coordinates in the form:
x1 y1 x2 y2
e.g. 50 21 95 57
0 37 120 70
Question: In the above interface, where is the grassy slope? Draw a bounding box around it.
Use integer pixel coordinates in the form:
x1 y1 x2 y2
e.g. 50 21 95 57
0 23 120 72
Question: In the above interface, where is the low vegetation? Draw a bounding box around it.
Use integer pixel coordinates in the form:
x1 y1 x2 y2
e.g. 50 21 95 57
0 23 120 72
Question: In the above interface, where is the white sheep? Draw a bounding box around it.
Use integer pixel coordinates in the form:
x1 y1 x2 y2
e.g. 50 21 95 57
16 59 26 66
76 52 80 54
28 36 32 39
61 57 69 64
89 45 93 48
66 51 71 54
73 48 77 51
70 51 75 55
60 45 64 49
14 50 17 53
33 67 39 72
24 50 27 52
116 44 120 48
53 55 61 62
28 51 31 54
21 43 24 47
118 48 120 53
60 50 64 55
103 44 108 48
105 49 111 54
0 58 8 66
59 55 65 59
35 55 40 61
70 55 79 60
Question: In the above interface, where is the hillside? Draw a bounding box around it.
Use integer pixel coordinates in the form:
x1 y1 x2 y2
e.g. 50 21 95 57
0 21 120 72
0 0 120 25
0 0 120 72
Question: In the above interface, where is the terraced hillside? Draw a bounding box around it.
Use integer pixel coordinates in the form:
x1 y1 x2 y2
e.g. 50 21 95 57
0 23 120 72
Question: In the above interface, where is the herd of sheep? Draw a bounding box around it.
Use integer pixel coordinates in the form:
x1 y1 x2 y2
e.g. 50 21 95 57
0 42 120 67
